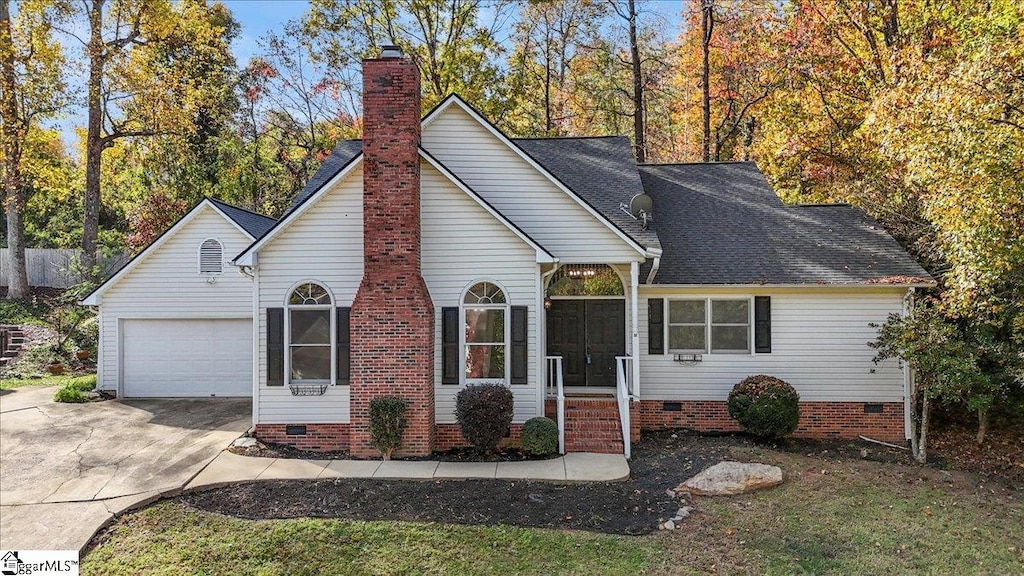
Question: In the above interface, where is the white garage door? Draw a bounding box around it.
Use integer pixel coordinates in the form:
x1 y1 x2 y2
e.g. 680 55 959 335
122 319 252 397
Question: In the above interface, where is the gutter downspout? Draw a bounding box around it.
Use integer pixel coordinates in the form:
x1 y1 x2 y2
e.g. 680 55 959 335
644 248 662 285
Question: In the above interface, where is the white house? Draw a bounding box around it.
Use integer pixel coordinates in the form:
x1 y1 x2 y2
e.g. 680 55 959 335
82 47 933 457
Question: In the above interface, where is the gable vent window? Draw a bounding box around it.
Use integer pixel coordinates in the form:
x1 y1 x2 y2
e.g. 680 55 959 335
199 239 223 275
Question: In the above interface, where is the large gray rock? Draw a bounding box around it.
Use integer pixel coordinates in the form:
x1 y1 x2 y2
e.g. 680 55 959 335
676 461 783 496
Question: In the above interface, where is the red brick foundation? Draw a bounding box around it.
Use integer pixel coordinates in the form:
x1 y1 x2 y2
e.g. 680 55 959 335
254 424 351 452
636 400 905 443
434 423 524 451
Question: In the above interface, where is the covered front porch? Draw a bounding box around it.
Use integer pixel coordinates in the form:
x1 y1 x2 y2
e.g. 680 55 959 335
539 263 641 458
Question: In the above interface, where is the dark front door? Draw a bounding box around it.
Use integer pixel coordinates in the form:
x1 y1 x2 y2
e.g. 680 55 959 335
546 299 626 387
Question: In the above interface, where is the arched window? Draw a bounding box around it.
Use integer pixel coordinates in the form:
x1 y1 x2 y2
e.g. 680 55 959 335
199 239 223 275
287 282 333 383
462 281 508 382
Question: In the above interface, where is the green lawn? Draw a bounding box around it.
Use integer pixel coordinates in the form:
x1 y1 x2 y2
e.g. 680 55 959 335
83 503 661 576
83 447 1024 575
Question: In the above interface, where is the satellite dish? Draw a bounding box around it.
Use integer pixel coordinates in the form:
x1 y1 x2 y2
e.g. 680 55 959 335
628 193 653 220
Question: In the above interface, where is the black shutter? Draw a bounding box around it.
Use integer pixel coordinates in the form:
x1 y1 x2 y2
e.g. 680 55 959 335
754 296 771 353
511 306 528 385
648 298 664 354
442 307 459 385
267 308 284 386
336 307 351 385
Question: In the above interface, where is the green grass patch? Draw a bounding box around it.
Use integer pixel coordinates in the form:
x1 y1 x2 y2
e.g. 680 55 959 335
681 448 1024 575
84 501 662 576
0 374 79 390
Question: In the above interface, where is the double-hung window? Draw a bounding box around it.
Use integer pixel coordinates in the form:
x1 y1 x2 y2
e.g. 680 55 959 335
667 298 751 354
462 281 508 382
287 282 333 382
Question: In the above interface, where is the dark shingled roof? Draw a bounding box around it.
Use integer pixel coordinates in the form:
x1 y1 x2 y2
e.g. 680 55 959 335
286 140 363 214
208 198 277 239
277 134 930 286
637 162 933 285
512 136 660 251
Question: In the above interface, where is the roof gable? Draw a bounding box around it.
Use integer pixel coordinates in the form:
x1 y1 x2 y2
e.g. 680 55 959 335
420 148 554 263
422 95 650 257
81 200 256 305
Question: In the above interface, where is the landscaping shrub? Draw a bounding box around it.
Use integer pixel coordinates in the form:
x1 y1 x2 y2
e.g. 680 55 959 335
455 383 514 453
369 396 407 460
521 416 558 456
727 375 800 439
67 374 97 392
53 375 97 403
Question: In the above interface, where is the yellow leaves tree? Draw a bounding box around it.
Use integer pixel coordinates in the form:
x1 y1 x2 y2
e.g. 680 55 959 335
1 0 67 298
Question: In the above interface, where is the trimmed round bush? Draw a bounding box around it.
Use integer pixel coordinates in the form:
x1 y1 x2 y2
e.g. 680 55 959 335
456 383 514 453
369 396 407 460
521 416 558 456
727 375 800 439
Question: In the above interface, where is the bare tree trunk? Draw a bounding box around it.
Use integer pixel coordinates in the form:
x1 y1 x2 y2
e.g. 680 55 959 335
976 405 988 445
81 0 105 276
626 0 645 162
915 395 929 464
700 0 714 162
544 35 553 133
0 0 29 299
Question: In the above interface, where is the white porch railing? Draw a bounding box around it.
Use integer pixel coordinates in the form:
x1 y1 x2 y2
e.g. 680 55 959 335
545 355 565 454
615 356 636 459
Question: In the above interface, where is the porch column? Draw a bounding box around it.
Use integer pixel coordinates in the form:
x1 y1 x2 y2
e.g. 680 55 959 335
630 261 640 396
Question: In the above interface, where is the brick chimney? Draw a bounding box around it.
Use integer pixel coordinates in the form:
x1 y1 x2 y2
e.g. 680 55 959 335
349 46 435 457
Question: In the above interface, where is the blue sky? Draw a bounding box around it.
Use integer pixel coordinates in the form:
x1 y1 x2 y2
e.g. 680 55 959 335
50 1 685 145
224 0 312 64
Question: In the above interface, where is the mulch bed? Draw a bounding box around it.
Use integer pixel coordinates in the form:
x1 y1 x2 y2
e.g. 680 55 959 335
929 423 1024 485
229 442 351 461
229 442 557 462
186 430 732 536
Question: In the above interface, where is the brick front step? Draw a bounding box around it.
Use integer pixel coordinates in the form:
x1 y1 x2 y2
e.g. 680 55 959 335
563 398 625 455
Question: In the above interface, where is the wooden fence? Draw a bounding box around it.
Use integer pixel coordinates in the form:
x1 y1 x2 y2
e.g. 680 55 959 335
0 249 129 289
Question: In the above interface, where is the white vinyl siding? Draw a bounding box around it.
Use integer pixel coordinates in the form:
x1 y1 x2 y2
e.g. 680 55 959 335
254 166 364 424
421 162 540 423
422 104 641 263
639 289 907 402
97 207 253 393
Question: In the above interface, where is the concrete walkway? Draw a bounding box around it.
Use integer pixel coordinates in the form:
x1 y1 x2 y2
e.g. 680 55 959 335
186 450 630 491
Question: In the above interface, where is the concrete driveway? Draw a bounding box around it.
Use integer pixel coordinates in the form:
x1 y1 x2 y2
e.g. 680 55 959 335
0 386 249 551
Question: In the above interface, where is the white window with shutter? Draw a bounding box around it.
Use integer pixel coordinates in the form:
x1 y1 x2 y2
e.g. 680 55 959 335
199 238 223 275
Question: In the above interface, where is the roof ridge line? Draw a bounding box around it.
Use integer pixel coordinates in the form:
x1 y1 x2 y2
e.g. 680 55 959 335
640 160 754 167
512 135 627 141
